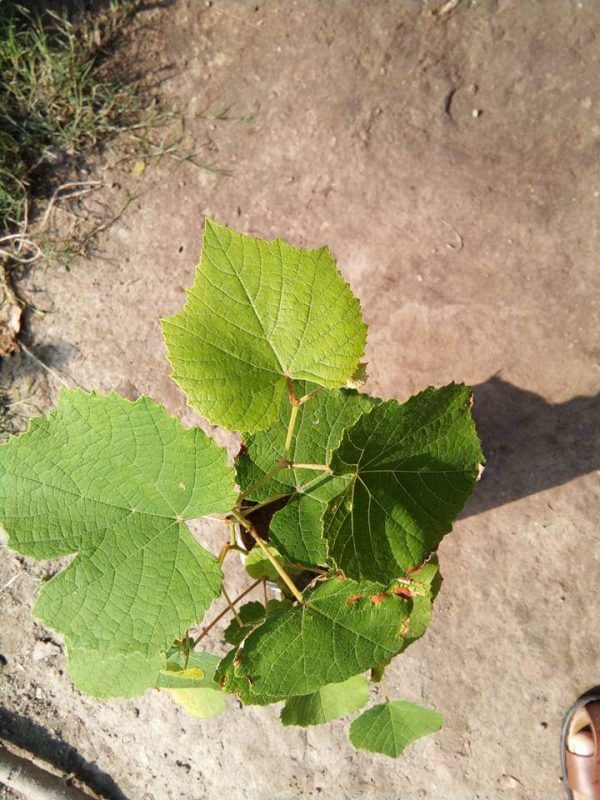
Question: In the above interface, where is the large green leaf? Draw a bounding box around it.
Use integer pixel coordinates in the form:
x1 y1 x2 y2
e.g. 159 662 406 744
349 701 443 757
280 675 369 727
237 382 376 565
217 577 411 703
326 383 483 582
0 389 237 695
162 222 367 433
68 647 166 699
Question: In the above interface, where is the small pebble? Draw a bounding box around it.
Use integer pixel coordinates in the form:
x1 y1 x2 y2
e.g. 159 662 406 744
32 640 61 662
472 108 482 118
498 774 522 789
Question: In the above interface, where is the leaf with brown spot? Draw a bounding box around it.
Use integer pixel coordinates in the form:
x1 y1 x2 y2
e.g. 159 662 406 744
217 577 411 703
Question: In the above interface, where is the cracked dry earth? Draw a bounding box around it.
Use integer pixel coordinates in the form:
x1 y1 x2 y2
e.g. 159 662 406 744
1 1 600 799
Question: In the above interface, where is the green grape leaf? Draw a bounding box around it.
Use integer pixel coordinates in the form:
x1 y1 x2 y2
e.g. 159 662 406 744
68 646 166 699
326 383 484 582
237 382 376 565
218 577 411 704
223 601 267 646
223 599 292 647
356 560 443 684
162 222 367 433
281 675 369 727
169 685 227 719
0 389 237 696
268 495 330 567
404 558 442 643
157 651 218 689
349 701 443 757
244 543 302 581
162 652 227 719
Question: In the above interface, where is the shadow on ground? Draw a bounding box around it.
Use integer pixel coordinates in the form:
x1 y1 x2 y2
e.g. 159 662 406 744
464 376 600 517
0 706 129 800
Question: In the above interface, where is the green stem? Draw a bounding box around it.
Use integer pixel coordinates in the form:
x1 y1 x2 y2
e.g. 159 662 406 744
222 585 242 625
298 385 323 405
289 563 329 575
232 510 304 603
285 375 298 405
218 541 246 566
284 403 299 455
217 542 230 566
290 462 331 472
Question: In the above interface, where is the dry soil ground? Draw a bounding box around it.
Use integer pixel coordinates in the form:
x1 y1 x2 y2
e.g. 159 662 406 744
1 1 600 798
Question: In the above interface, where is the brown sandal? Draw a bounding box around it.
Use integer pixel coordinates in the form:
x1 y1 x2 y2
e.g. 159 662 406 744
562 691 600 799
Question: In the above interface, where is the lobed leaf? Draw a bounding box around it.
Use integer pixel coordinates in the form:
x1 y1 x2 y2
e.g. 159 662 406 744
0 389 237 696
162 222 367 433
218 577 411 704
326 383 484 582
237 382 376 565
349 700 443 757
280 675 369 727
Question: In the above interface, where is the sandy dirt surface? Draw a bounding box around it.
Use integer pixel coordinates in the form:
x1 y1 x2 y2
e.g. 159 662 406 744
1 1 600 798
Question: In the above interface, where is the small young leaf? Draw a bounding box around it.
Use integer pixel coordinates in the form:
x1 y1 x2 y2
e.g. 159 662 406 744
168 685 227 719
237 382 376 565
281 675 369 727
349 701 443 757
327 383 484 582
157 651 220 689
219 577 411 703
162 222 367 433
0 390 237 696
162 652 227 719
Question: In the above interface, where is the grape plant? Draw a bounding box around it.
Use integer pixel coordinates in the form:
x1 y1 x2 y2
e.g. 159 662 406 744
0 221 483 757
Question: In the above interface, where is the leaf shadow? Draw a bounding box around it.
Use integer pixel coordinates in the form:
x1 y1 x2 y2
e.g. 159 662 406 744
463 375 600 517
0 706 130 800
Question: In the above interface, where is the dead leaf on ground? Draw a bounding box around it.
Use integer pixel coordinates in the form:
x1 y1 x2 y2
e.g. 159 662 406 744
0 267 22 356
